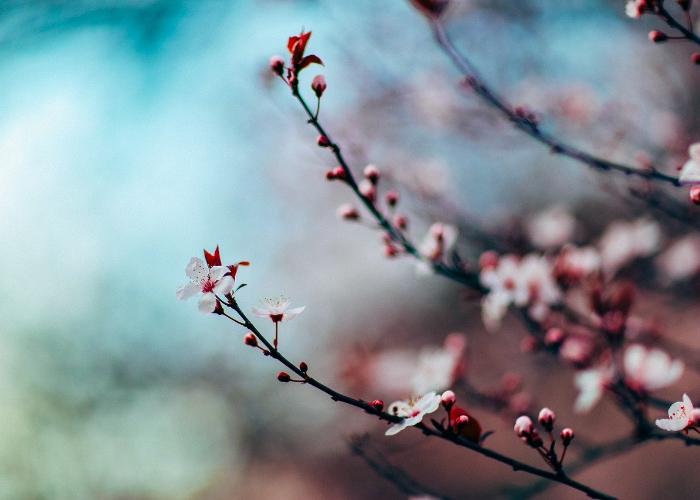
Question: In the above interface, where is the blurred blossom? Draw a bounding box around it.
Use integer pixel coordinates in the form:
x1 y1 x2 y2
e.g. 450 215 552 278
526 205 576 249
656 234 700 284
598 218 662 276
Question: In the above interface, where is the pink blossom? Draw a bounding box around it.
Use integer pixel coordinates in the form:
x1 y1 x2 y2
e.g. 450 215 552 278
655 234 700 284
625 0 646 18
526 206 576 249
513 415 534 437
656 394 695 432
385 392 442 436
679 143 700 184
419 222 458 262
624 344 683 392
574 365 613 413
252 297 305 323
176 257 234 314
598 218 661 276
411 333 467 394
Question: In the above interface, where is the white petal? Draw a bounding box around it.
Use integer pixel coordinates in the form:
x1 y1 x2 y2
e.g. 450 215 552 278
690 143 700 161
198 293 218 314
186 257 208 282
282 305 306 321
656 418 688 432
680 159 700 184
209 266 228 281
214 275 234 295
251 307 271 318
385 421 408 436
684 393 693 410
176 281 200 300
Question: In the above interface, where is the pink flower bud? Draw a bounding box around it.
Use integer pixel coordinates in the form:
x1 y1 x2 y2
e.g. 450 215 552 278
649 30 667 43
690 408 700 426
691 185 700 205
317 135 331 147
441 390 456 409
337 203 360 221
363 164 381 184
393 214 408 230
454 414 470 430
384 243 399 258
359 179 377 202
385 190 399 207
244 333 257 347
370 399 384 412
692 52 700 65
277 371 291 382
538 407 556 431
560 427 575 446
311 75 327 98
544 327 565 346
514 415 534 437
269 55 285 76
479 251 499 270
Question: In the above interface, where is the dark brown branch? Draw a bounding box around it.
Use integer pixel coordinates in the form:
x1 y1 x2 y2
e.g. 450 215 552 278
655 3 700 46
222 299 617 499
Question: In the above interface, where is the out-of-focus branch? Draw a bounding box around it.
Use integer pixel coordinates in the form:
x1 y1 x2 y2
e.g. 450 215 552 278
349 435 451 500
655 3 700 46
220 298 617 500
427 21 682 188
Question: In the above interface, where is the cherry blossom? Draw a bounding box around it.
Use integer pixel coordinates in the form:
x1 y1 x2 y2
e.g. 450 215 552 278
553 245 601 286
252 297 305 323
625 0 646 18
573 365 613 413
679 143 700 185
479 254 561 331
385 392 442 436
419 223 458 262
655 234 700 284
176 255 235 314
655 394 696 432
411 333 467 394
526 206 576 249
623 344 684 392
598 218 661 276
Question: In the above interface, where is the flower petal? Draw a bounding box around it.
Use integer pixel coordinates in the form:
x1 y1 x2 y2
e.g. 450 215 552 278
655 417 688 432
384 421 408 436
198 293 218 314
251 307 271 318
209 266 228 281
186 257 208 283
283 305 306 321
176 281 200 300
214 275 234 295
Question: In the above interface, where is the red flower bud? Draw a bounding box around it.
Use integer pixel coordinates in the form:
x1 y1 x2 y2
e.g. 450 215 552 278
649 30 667 43
393 214 408 230
409 0 450 18
561 427 574 445
544 327 565 346
337 204 360 221
691 185 700 205
244 333 257 347
299 361 308 372
692 53 700 65
269 55 285 76
363 164 381 184
370 399 384 412
317 134 331 147
311 75 327 98
385 190 399 207
277 371 291 382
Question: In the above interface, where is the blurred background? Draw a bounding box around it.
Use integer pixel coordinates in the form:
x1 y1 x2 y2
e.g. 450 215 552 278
3 0 700 498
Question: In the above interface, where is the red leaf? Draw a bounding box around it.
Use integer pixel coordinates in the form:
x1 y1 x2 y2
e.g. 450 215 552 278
204 245 222 267
297 54 323 71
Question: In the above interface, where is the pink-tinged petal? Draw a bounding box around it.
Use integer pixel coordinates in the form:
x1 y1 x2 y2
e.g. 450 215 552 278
690 143 700 161
209 266 228 281
684 393 693 410
214 275 234 295
385 421 408 436
667 401 687 419
656 417 688 432
186 257 208 283
680 159 700 185
416 392 440 414
623 344 644 378
176 281 200 300
251 307 271 318
282 305 306 321
198 293 218 314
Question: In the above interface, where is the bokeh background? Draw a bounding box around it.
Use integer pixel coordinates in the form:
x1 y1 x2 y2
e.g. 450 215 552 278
3 0 700 498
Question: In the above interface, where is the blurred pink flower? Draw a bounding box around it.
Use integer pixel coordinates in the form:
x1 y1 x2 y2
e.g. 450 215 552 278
656 394 695 432
655 234 700 284
526 206 576 249
679 143 700 184
252 297 305 323
624 344 683 392
385 392 441 436
411 333 467 394
176 257 234 313
598 218 661 276
574 365 613 413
